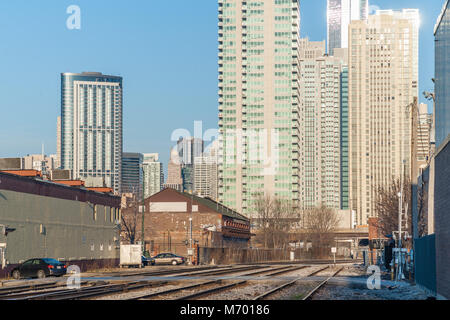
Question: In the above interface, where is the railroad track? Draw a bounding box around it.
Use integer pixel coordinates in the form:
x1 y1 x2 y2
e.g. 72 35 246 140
2 265 265 300
0 281 69 296
301 266 344 300
124 265 295 300
1 263 347 301
172 265 310 300
252 265 331 300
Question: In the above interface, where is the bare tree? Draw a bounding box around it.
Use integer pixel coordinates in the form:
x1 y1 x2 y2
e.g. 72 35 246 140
253 194 273 248
120 185 140 244
374 177 412 237
253 194 300 249
301 206 340 256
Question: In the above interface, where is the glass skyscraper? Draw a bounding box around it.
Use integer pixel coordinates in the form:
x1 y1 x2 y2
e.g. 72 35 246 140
327 0 369 55
218 0 301 216
435 0 450 147
142 153 164 198
298 39 347 210
121 153 143 196
60 72 123 193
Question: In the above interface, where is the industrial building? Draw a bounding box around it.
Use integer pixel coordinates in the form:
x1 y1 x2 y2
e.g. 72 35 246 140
0 171 121 278
121 188 251 257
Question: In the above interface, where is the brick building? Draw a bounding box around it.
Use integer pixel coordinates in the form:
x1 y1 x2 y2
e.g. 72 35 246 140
121 188 251 257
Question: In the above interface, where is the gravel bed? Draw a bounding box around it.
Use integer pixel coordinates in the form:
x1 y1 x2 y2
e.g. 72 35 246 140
93 282 185 300
200 265 329 300
312 281 431 300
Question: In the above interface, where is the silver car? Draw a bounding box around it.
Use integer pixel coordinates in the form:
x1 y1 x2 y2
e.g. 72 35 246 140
152 253 186 265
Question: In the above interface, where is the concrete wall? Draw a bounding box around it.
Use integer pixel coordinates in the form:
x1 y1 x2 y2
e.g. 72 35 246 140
434 137 450 299
0 187 120 277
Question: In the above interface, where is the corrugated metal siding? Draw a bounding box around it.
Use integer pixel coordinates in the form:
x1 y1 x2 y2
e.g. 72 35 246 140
414 235 436 293
0 189 119 265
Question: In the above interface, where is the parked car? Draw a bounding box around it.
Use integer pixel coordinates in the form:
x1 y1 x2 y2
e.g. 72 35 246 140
152 253 186 265
11 258 67 279
142 255 155 267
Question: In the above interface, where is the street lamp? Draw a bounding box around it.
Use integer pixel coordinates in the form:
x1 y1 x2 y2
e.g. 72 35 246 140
189 217 193 265
140 163 146 256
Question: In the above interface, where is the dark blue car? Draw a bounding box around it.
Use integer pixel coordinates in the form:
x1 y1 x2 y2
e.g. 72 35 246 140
11 258 67 279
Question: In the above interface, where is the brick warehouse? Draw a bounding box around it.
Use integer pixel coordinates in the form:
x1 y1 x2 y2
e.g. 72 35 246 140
0 171 121 278
121 188 251 257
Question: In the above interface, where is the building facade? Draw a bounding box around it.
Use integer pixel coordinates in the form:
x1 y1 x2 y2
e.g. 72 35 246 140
56 116 61 169
23 154 57 176
121 188 251 257
143 153 164 198
416 103 433 168
176 137 204 194
435 0 450 148
0 171 121 277
218 0 301 217
164 149 183 191
177 137 204 166
298 38 347 210
194 155 218 200
327 0 369 55
348 10 419 225
340 66 350 210
121 152 143 196
60 72 123 194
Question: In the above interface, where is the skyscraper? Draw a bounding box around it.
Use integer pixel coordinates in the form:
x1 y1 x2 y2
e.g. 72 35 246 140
142 153 164 198
121 153 143 195
56 116 61 169
348 10 419 225
164 148 183 191
194 154 218 200
177 137 204 166
218 0 301 216
327 0 369 55
298 38 347 210
416 103 433 168
176 137 203 193
60 72 123 193
435 0 450 147
340 66 349 210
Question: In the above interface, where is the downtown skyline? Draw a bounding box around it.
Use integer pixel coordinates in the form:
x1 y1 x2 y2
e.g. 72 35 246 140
0 0 442 174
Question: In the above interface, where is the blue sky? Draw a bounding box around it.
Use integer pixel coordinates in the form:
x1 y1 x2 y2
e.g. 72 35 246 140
0 0 444 170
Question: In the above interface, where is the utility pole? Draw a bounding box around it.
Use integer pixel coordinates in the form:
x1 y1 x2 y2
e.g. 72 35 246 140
141 164 146 255
396 160 406 281
188 193 193 265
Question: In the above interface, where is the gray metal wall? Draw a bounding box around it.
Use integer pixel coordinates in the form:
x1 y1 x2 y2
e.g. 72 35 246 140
0 189 119 265
434 137 450 299
414 234 436 294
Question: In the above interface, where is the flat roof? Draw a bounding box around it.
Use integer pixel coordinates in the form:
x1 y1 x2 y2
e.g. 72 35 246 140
0 171 120 208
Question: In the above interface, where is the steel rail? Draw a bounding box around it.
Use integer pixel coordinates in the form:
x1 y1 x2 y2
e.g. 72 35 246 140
128 265 298 300
302 267 344 300
174 265 311 300
252 265 334 300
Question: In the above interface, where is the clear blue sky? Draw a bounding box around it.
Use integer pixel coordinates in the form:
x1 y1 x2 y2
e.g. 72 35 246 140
0 0 444 170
